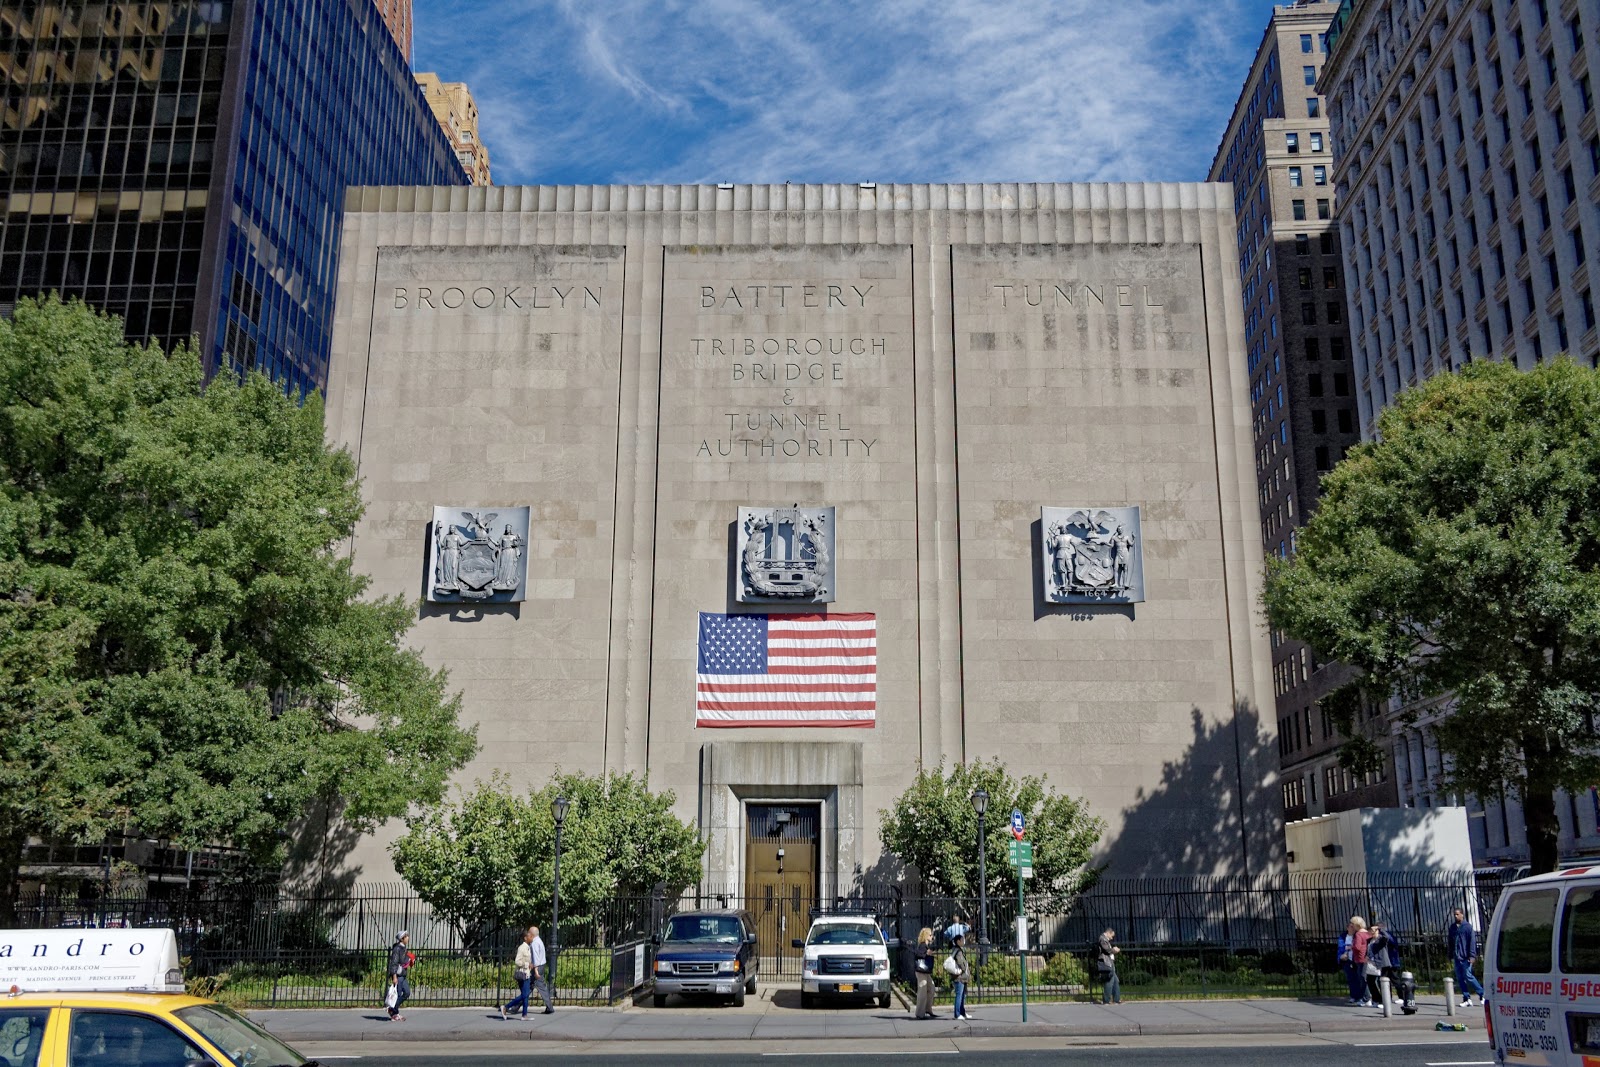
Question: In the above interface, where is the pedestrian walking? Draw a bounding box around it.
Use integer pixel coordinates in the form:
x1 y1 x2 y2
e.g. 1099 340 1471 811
912 927 938 1019
501 927 537 1020
1096 927 1121 1005
1448 907 1485 1007
386 930 414 1021
528 924 555 1014
948 932 973 1020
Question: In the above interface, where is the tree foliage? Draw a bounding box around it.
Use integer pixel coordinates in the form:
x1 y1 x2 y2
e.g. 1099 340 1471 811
1263 358 1600 873
879 758 1103 915
390 770 704 946
0 296 477 914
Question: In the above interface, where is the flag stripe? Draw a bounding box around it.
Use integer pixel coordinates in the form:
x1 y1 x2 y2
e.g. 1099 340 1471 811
696 611 877 728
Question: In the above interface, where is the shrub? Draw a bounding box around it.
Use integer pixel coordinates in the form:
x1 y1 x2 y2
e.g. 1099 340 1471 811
1039 951 1089 987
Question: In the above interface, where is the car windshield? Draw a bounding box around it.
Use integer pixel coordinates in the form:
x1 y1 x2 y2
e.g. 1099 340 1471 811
809 922 882 946
175 1004 306 1066
663 915 744 943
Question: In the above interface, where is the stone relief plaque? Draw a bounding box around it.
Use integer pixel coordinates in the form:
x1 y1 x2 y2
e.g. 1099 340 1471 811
428 505 531 603
736 505 836 605
1040 506 1144 604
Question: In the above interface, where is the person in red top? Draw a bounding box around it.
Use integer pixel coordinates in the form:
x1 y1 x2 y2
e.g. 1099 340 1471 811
1349 916 1373 1007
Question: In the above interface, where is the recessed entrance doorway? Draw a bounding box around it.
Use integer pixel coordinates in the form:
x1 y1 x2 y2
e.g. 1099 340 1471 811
745 802 820 976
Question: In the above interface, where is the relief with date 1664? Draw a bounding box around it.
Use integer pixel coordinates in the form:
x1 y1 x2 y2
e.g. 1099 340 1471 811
428 505 531 603
736 505 836 605
1040 506 1144 605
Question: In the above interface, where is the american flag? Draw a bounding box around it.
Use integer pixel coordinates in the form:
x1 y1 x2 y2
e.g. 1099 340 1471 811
696 612 877 728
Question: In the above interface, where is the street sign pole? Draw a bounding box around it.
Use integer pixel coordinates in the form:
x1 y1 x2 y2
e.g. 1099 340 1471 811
1017 861 1028 1021
1007 834 1033 1022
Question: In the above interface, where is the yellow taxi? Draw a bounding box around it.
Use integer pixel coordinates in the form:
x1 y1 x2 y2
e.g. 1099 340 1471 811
0 927 316 1066
0 991 316 1066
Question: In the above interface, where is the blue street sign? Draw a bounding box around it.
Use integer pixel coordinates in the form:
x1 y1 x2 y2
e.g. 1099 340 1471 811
1010 809 1025 839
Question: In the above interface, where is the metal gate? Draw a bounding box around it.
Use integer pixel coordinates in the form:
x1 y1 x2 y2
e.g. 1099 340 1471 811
745 804 820 977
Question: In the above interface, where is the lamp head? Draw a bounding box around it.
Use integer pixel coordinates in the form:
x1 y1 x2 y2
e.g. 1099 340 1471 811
552 795 570 825
970 788 989 816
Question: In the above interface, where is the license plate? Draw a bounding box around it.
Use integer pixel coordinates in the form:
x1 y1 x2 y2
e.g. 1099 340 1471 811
837 983 854 992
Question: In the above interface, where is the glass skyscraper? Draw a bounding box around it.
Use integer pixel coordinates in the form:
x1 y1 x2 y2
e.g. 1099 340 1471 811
0 1 465 396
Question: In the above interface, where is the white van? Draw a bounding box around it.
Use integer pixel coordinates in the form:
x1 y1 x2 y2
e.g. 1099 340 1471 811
1484 867 1600 1065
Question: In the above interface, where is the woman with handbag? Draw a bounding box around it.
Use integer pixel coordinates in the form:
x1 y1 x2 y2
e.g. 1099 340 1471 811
501 927 536 1020
913 927 938 1019
946 932 972 1020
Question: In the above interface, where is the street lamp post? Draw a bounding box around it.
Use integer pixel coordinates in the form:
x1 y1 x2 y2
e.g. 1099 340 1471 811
550 796 570 990
971 788 990 967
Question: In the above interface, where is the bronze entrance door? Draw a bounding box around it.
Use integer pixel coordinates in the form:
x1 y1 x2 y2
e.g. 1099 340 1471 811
745 803 820 977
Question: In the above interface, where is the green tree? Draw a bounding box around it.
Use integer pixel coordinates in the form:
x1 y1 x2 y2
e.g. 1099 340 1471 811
1263 358 1600 874
879 758 1103 915
0 296 477 918
391 769 704 948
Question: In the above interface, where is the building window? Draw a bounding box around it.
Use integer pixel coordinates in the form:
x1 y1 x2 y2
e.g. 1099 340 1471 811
1582 289 1596 333
1311 132 1324 152
1298 267 1313 289
1312 408 1327 431
1323 266 1338 289
1286 132 1300 154
1300 33 1313 53
1326 301 1342 324
1316 198 1331 220
1301 302 1317 325
1333 373 1349 396
1315 445 1331 470
1575 226 1589 266
1313 165 1327 185
1307 97 1321 118
1293 199 1307 220
1304 65 1317 86
1306 337 1321 360
1338 408 1353 433
1296 232 1310 255
1321 232 1335 254
1309 373 1324 397
1563 167 1578 205
1289 166 1304 187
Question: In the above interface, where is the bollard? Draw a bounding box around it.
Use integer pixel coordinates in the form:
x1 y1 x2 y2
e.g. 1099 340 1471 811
1379 975 1393 1017
1445 977 1457 1016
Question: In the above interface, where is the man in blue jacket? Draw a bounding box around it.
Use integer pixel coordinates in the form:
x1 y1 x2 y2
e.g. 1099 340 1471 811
1448 908 1485 1006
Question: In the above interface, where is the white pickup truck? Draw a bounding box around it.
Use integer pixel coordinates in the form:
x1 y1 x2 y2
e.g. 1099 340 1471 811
792 913 893 1008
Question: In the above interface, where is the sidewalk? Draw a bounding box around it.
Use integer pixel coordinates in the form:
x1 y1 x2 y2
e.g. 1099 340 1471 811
249 987 1478 1044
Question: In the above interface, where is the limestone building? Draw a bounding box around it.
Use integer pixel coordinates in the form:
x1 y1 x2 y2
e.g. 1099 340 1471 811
325 182 1283 895
1208 1 1391 826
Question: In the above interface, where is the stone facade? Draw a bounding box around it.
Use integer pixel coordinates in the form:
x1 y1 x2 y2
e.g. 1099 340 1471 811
325 183 1283 890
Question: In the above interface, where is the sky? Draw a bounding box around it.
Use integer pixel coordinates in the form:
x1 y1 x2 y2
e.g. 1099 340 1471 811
412 0 1289 188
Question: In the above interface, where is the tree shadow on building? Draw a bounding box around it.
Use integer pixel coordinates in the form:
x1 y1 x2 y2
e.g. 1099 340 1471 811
1098 700 1283 880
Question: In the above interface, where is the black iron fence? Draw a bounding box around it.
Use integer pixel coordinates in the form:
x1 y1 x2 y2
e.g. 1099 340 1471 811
9 870 1501 1007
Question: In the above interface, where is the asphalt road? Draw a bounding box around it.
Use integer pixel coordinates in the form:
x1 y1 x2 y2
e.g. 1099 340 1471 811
301 1036 1495 1066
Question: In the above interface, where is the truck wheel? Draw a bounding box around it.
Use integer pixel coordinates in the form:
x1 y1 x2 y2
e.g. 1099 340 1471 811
801 992 816 1009
733 986 746 1007
653 994 668 1008
746 975 757 994
879 993 891 1008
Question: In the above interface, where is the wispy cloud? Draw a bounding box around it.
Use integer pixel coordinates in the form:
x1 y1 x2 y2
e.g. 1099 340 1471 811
414 0 1279 186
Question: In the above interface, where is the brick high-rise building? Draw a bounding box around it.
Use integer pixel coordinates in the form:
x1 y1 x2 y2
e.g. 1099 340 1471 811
1320 0 1600 862
0 1 466 396
372 0 412 62
416 72 493 186
1209 1 1391 825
